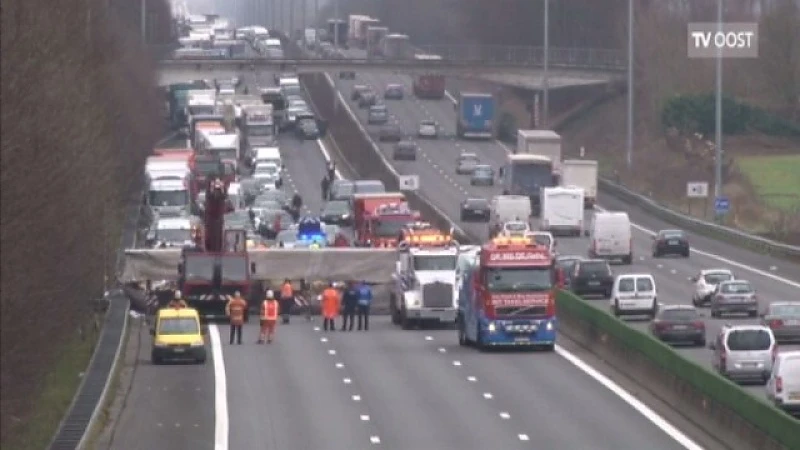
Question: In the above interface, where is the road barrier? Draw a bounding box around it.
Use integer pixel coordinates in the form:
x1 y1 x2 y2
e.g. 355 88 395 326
596 178 800 262
300 56 799 449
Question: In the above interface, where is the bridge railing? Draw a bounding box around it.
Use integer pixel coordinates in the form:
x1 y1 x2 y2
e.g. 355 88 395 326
414 44 626 71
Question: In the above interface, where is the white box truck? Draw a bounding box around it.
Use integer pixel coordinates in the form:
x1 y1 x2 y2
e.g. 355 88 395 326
561 159 598 208
516 130 562 176
540 186 584 236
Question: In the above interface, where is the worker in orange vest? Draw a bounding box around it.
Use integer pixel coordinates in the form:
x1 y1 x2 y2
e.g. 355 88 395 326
225 291 248 345
279 279 294 324
168 291 188 309
258 290 280 344
321 282 341 332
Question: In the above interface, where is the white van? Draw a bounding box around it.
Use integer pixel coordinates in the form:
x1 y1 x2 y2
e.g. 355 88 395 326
540 186 584 236
490 195 531 233
588 211 633 264
610 273 657 318
253 146 282 166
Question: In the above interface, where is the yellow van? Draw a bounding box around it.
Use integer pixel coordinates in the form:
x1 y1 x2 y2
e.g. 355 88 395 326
151 307 207 364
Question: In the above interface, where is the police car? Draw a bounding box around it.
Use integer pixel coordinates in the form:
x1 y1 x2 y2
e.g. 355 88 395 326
295 216 327 248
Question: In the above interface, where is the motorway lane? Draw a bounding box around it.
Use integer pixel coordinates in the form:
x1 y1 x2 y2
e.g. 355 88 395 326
223 323 377 449
326 65 800 401
314 316 689 450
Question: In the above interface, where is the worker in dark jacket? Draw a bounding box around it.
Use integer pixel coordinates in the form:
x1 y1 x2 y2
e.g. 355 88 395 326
320 175 330 201
340 281 359 331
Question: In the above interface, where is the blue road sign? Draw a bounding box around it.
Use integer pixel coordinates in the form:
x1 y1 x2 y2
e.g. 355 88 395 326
714 196 730 214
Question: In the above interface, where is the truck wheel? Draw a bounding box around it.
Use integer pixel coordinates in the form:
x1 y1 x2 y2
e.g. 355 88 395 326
400 308 412 330
458 316 467 346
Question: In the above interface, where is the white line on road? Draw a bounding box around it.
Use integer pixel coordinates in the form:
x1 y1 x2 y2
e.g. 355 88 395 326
209 325 228 450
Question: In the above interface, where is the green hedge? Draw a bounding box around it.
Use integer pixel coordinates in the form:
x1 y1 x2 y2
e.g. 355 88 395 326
556 290 800 449
661 93 800 137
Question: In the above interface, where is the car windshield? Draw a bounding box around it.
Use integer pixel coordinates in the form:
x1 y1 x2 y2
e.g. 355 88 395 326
530 234 552 248
721 282 753 294
485 267 553 292
474 167 493 176
704 272 733 284
324 201 349 214
661 230 684 239
355 182 385 194
158 317 200 335
580 262 610 276
459 155 479 164
195 160 220 175
413 255 457 271
726 329 772 351
660 308 698 321
255 165 278 176
465 199 488 208
373 218 409 237
505 222 527 232
184 255 214 280
248 125 273 136
770 304 800 316
149 190 188 207
157 229 192 243
221 257 248 282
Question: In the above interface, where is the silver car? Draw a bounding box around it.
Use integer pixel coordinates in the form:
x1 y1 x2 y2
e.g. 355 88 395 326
470 164 494 186
417 120 439 139
456 153 480 175
710 324 776 384
761 302 800 343
710 280 758 318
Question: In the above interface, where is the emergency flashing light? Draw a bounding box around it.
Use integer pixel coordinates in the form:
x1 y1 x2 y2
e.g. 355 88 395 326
490 236 536 248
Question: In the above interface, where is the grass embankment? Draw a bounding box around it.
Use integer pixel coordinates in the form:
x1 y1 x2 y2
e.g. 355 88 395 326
738 154 800 213
2 323 99 450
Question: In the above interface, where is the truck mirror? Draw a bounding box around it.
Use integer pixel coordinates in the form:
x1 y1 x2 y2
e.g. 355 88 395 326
250 262 256 274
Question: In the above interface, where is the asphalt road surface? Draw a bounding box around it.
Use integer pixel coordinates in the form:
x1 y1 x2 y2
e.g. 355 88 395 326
325 47 800 403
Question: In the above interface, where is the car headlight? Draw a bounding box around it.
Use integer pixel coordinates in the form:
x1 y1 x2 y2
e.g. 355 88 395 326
487 322 496 332
545 321 554 331
341 214 350 219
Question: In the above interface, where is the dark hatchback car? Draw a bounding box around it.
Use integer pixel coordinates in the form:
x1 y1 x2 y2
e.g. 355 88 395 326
392 141 418 161
652 229 690 257
358 91 378 108
460 198 490 222
555 255 584 289
761 302 800 344
320 200 353 226
384 84 404 100
570 259 614 298
650 305 706 346
378 124 403 142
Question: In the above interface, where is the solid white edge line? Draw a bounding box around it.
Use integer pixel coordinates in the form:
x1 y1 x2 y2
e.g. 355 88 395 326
555 345 704 450
443 89 799 288
209 324 229 450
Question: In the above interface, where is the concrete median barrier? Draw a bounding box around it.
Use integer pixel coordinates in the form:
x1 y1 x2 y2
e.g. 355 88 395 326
555 290 799 450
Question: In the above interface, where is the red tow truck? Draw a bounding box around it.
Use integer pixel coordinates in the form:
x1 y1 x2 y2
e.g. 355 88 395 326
352 192 418 247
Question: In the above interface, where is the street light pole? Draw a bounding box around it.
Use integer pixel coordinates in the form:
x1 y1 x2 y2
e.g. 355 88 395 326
333 0 340 49
714 0 724 199
626 0 634 169
542 0 550 129
140 0 147 45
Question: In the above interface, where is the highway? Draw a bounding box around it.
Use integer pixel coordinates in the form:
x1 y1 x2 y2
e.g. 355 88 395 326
323 47 800 402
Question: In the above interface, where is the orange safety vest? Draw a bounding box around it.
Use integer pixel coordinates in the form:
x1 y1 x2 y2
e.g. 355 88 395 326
227 297 248 325
169 299 187 309
280 282 294 298
261 300 279 320
321 288 340 319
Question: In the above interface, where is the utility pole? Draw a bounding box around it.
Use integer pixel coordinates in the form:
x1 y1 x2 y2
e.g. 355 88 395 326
714 0 724 199
140 0 147 45
626 0 634 169
333 0 340 48
542 0 550 129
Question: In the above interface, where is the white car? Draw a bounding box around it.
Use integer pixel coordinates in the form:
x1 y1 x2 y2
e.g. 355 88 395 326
766 350 800 416
417 120 439 138
610 273 658 318
500 220 530 237
691 268 734 306
525 231 555 255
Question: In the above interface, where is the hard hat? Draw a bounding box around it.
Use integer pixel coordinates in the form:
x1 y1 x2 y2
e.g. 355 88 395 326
174 290 182 299
234 291 241 297
266 290 274 298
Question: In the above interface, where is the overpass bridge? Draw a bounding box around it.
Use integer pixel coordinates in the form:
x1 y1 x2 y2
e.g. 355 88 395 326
157 45 626 86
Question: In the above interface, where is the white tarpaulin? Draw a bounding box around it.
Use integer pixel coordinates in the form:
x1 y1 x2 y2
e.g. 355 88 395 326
121 248 398 283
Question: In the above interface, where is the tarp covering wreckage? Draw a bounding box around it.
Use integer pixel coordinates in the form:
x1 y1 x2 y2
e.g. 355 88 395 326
120 248 398 283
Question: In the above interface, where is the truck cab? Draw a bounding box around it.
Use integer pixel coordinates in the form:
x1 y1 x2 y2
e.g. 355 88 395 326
391 223 460 329
352 193 414 247
458 236 559 350
242 104 275 148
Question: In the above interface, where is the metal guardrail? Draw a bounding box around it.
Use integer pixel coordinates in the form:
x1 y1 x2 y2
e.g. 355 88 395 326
415 44 626 71
598 177 800 261
48 190 143 450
